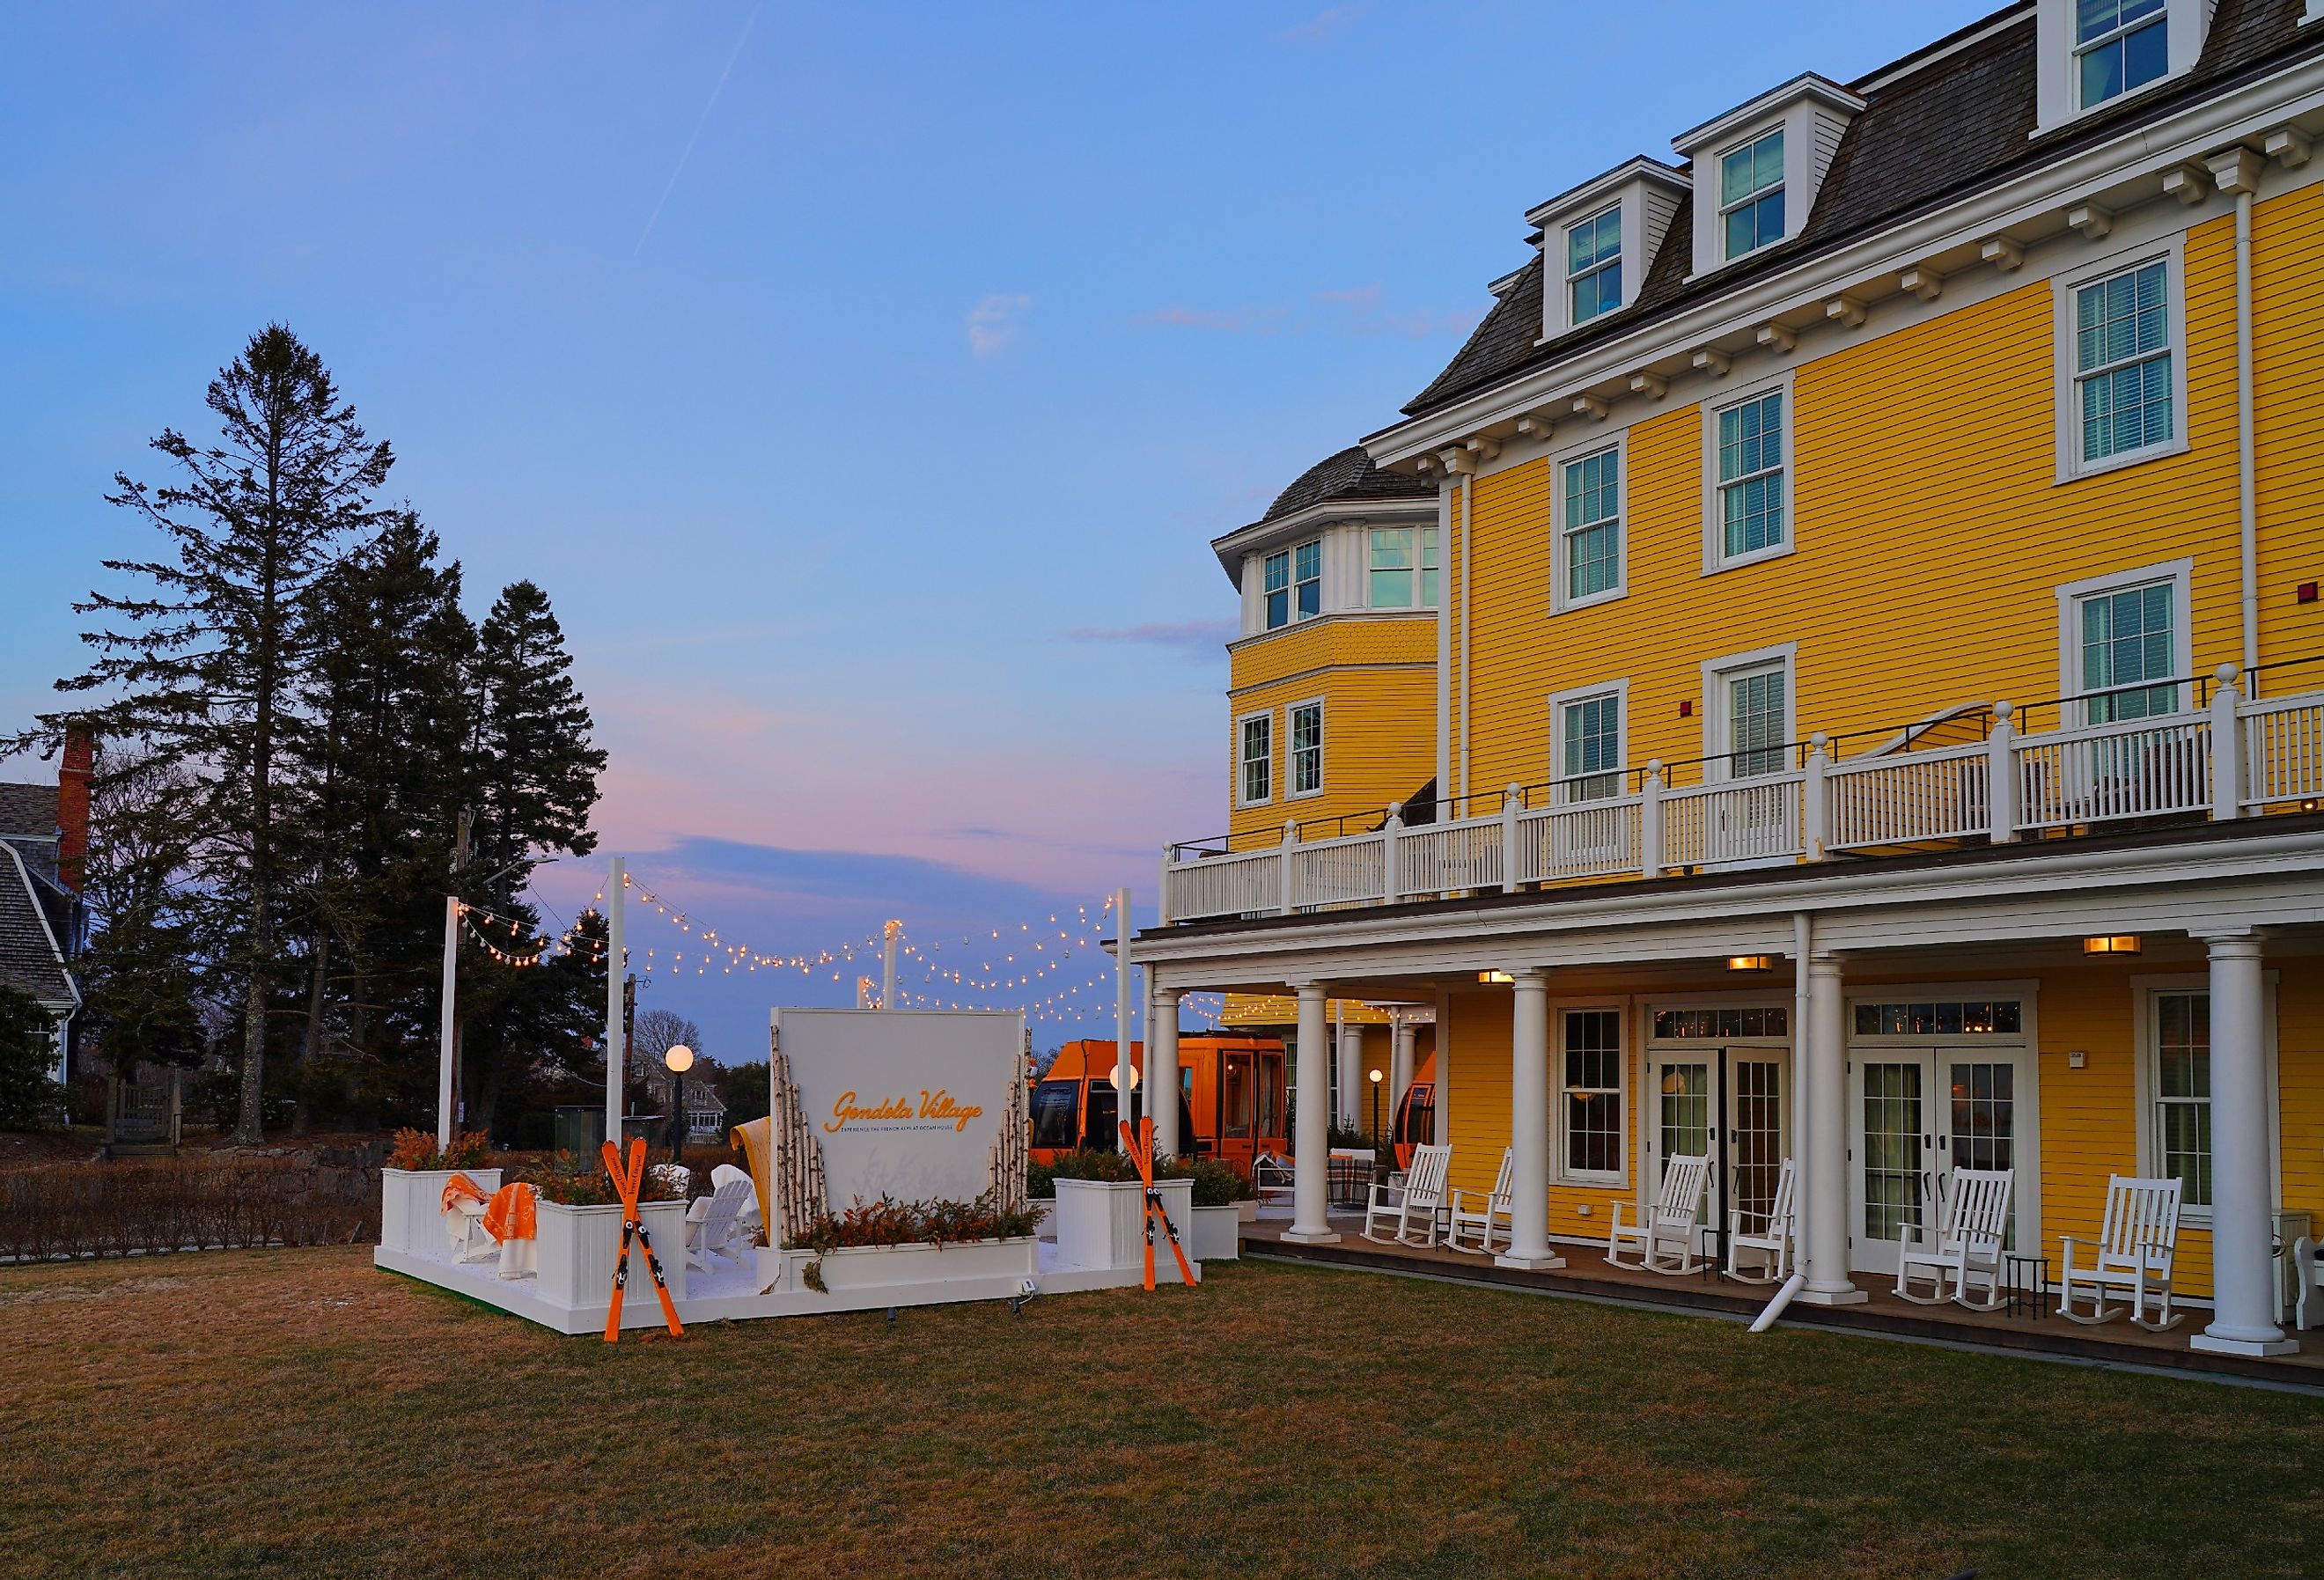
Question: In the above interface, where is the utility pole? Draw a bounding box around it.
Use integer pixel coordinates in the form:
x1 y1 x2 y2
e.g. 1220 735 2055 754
435 809 471 1149
603 856 625 1148
1114 886 1134 1132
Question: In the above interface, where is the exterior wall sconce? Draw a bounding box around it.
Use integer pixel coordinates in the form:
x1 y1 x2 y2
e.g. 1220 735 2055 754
1477 970 1515 985
2081 935 2142 956
1725 955 1774 973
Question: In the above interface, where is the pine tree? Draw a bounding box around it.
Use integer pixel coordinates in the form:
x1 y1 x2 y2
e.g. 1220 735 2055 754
76 750 210 1080
23 326 393 1143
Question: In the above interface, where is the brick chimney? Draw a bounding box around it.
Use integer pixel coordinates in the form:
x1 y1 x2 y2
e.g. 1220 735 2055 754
57 731 92 893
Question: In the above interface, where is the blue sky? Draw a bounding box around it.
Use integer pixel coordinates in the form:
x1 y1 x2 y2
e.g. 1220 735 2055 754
0 0 1994 1058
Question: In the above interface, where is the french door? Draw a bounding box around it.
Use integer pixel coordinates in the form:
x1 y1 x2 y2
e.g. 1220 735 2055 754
1646 1048 1789 1257
1848 1048 2026 1275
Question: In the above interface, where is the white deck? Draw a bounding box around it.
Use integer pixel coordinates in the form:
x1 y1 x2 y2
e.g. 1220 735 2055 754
375 1237 1202 1335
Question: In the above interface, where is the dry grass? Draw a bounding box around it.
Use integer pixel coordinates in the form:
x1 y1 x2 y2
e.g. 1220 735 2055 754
1 1248 2318 1579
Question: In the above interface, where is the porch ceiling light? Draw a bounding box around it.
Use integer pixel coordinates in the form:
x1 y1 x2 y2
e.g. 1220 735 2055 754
1477 970 1515 985
1725 955 1774 973
2082 935 2142 956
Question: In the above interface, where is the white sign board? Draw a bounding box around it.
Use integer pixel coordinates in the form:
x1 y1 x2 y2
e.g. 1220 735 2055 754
773 1007 1023 1206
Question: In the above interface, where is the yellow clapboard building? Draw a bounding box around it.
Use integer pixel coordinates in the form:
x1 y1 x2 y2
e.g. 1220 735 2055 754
1146 0 2324 1360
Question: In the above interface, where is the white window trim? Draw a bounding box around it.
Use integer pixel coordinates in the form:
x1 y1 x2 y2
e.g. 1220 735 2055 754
1636 993 1791 1210
1715 127 1788 265
1284 695 1327 802
1235 708 1274 809
2130 972 2279 1228
1563 203 1625 330
2054 557 2195 714
1551 433 1628 614
1291 537 1324 626
1364 523 1441 613
1700 369 1797 576
2051 235 2190 484
1548 678 1629 803
2033 0 2210 136
1701 643 1798 782
1554 999 1629 1188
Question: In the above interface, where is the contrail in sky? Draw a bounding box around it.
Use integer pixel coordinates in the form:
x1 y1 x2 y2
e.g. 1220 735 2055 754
635 2 763 255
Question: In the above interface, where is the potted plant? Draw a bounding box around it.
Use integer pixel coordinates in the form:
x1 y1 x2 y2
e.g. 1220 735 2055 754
1184 1157 1255 1262
520 1152 688 1310
379 1128 500 1255
766 1191 1041 1296
1046 1148 1193 1271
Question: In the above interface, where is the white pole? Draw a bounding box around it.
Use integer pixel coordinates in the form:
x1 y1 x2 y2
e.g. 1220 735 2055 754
880 920 899 1010
1497 969 1562 1269
1151 986 1181 1158
1284 983 1337 1243
1114 886 1133 1135
2195 933 2295 1355
603 856 625 1149
437 896 459 1148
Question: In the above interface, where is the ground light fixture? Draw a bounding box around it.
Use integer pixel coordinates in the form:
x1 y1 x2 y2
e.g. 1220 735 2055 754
664 1042 694 1165
2081 935 2143 956
1725 955 1775 973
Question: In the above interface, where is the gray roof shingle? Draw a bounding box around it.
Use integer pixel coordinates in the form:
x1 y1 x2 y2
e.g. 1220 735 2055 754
0 846 71 1009
0 783 57 839
1259 445 1439 526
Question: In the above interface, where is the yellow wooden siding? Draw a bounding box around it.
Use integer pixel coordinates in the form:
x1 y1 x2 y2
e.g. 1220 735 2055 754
1227 613 1438 693
1226 659 1436 844
1464 209 2269 795
1437 960 2324 1300
2251 182 2324 676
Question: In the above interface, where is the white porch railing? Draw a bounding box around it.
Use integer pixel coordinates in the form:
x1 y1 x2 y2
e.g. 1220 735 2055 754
1159 666 2317 924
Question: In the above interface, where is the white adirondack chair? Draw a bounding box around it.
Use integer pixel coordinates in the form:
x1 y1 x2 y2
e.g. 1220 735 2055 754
1608 1153 1710 1275
2059 1175 2185 1330
1445 1148 1515 1256
1724 1157 1797 1285
1364 1143 1450 1247
685 1177 756 1272
1895 1167 2013 1309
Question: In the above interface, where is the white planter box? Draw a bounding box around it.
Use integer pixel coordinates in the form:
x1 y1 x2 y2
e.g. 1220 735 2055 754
760 1237 1038 1295
1191 1204 1242 1262
1236 1199 1260 1224
1053 1177 1194 1271
379 1166 503 1256
533 1199 690 1311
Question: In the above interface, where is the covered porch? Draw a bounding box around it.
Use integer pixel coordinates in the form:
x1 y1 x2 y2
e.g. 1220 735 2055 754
1136 814 2324 1374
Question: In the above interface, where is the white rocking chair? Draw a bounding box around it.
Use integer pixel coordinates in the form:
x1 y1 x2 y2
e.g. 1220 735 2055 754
1896 1167 2013 1310
1724 1158 1797 1285
1608 1153 1710 1275
1364 1143 1450 1248
1445 1148 1515 1256
2059 1174 2185 1331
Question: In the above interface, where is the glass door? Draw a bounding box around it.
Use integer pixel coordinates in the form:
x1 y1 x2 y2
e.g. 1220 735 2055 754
1850 1050 2025 1275
1727 1056 1788 1238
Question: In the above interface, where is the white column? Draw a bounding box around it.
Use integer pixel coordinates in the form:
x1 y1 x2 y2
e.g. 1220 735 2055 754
1285 982 1339 1243
1335 1001 1358 1130
1151 986 1182 1159
1497 970 1562 1269
2193 934 2295 1356
1431 993 1451 1146
1391 1014 1416 1119
602 856 625 1148
438 895 459 1149
1797 952 1864 1304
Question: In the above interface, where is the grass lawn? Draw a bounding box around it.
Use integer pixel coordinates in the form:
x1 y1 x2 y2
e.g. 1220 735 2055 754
3 1249 2319 1578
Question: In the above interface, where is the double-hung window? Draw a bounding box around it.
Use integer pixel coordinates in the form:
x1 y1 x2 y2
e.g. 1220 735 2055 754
1560 1009 1624 1183
1725 664 1790 778
2077 578 2178 724
1555 690 1623 803
1262 551 1291 629
1367 526 1440 607
1292 540 1321 622
1719 129 1784 261
2150 988 2210 1209
1714 390 1787 563
1565 206 1622 326
1238 712 1271 805
1560 446 1622 606
2078 0 2167 108
1288 701 1323 797
2074 260 2173 466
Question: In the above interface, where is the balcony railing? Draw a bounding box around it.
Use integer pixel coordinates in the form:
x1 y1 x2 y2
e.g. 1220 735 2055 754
1159 663 2324 925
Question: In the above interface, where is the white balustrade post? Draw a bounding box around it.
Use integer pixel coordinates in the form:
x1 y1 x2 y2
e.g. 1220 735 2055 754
1797 952 1865 1304
1804 732 1831 862
1987 702 2019 843
1640 761 1666 879
1279 819 1298 915
1381 803 1402 905
1284 982 1339 1243
1496 969 1563 1269
1157 844 1173 927
2192 934 2297 1356
1500 783 1523 893
2210 665 2245 822
1151 986 1182 1160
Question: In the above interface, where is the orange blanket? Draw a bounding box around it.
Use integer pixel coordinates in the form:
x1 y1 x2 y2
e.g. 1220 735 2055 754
441 1172 489 1213
480 1182 537 1242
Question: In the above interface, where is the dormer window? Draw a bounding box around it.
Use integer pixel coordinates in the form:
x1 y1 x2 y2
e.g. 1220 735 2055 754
1565 207 1622 326
2077 0 2168 107
1719 129 1786 261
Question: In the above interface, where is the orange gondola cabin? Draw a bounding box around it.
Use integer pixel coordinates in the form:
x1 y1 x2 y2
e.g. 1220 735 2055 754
1030 1033 1288 1177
